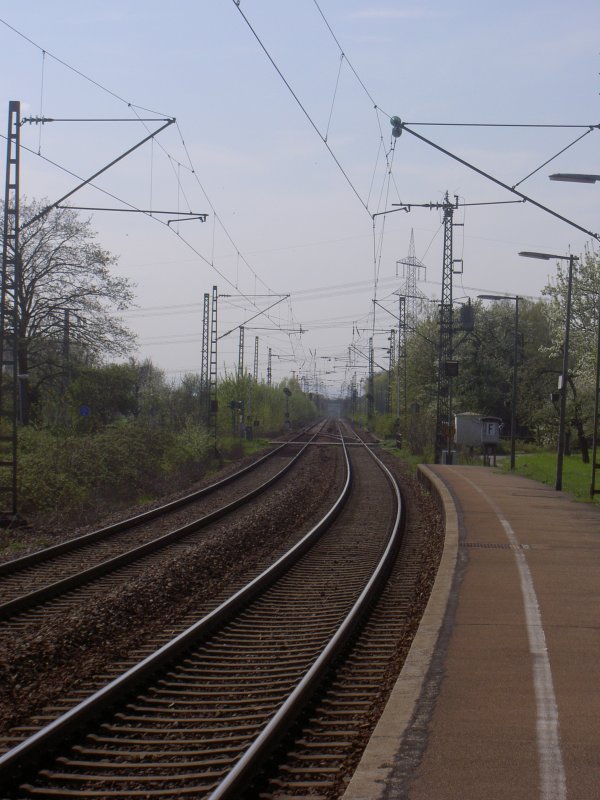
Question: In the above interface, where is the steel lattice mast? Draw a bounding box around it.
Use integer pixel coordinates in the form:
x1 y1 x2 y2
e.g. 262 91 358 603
208 285 218 450
387 329 395 414
397 294 406 427
368 337 374 422
435 193 457 463
0 101 20 518
253 336 259 380
200 292 210 419
237 326 245 380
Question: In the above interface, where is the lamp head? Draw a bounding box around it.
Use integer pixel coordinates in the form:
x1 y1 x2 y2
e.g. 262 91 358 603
549 173 600 184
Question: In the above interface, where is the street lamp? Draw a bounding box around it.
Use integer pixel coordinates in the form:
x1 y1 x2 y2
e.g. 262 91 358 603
478 294 520 470
548 171 600 497
549 173 600 184
519 250 579 491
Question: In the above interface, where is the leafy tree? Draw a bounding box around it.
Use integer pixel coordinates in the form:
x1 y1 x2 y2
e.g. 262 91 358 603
170 373 206 427
405 314 438 398
385 300 559 454
2 198 136 423
454 300 558 440
543 247 600 458
68 363 141 428
67 359 167 429
215 373 318 437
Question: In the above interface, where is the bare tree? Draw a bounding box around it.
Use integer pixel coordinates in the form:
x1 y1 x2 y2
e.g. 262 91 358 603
2 198 136 423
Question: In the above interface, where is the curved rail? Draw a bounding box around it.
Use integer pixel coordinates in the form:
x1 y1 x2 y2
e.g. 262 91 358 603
0 423 319 579
209 437 403 799
0 423 325 620
0 430 353 790
0 431 404 799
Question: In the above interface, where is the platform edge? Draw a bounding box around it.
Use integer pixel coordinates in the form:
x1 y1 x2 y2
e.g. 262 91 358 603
341 464 459 800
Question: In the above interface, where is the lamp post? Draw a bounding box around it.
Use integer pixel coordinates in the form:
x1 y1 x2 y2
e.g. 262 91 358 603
548 171 600 498
519 251 578 491
478 294 520 470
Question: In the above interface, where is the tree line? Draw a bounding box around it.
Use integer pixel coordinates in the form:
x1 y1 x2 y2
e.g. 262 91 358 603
1 200 319 523
2 198 598 517
350 247 599 462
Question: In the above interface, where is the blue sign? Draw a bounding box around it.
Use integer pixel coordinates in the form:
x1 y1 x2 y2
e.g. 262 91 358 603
79 405 91 417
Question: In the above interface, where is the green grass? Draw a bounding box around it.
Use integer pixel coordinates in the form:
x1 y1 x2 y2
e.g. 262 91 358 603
506 451 600 504
381 438 600 505
382 437 599 505
379 439 433 472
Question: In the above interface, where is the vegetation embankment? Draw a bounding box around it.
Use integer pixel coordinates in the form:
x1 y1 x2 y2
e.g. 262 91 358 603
3 199 600 526
0 199 320 533
14 370 319 531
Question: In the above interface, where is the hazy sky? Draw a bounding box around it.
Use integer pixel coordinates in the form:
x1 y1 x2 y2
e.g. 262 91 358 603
1 1 599 393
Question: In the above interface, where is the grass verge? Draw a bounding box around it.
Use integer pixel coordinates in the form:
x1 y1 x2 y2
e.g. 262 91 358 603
506 451 599 504
381 439 600 506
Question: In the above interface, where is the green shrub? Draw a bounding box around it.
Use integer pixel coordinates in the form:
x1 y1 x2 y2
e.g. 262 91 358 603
17 419 214 522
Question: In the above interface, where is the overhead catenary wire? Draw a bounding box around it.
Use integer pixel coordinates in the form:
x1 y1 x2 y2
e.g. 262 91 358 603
37 48 45 154
1 15 291 342
230 0 372 216
0 17 171 117
324 52 344 142
399 122 600 241
1 11 322 383
174 121 276 295
512 127 595 189
312 0 385 113
6 11 592 393
12 133 293 343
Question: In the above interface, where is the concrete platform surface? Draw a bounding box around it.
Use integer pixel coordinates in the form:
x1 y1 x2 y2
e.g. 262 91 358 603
343 465 600 800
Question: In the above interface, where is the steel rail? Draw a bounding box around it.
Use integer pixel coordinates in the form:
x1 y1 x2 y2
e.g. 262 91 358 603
0 424 324 620
0 431 353 791
0 431 311 579
207 434 404 799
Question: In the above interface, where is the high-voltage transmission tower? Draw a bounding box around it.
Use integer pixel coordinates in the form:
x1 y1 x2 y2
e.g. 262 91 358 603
435 193 460 464
0 101 20 519
389 190 460 462
208 286 218 450
396 229 427 327
393 231 423 440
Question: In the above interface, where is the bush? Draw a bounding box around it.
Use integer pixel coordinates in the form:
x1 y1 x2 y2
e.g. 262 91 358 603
17 419 214 523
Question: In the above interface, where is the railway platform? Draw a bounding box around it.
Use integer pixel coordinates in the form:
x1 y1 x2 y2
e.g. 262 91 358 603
343 465 600 800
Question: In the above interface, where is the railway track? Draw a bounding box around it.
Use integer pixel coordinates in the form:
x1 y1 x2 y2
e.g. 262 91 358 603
0 428 408 799
0 422 326 629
